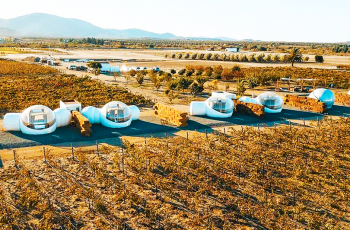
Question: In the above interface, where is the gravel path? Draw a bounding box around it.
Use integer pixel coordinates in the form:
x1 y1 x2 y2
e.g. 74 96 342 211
1 105 349 150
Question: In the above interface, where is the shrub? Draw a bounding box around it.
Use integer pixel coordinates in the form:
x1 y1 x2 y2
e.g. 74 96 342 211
189 81 204 96
176 53 183 59
178 68 186 75
236 80 246 95
221 68 235 81
136 73 144 85
204 67 213 77
204 53 212 60
315 55 324 63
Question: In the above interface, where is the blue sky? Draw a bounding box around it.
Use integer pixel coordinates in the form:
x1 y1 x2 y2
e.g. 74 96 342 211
0 0 349 42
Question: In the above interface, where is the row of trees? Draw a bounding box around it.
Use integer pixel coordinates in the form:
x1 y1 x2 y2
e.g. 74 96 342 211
166 50 307 65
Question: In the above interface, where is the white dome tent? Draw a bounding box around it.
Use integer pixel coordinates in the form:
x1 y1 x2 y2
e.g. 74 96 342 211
238 96 259 104
237 92 283 113
190 92 235 118
309 88 335 109
82 101 140 128
212 91 236 100
256 92 284 113
3 105 72 135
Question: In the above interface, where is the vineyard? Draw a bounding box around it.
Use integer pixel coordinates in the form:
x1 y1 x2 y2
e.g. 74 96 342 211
0 59 59 75
0 74 151 113
0 117 349 229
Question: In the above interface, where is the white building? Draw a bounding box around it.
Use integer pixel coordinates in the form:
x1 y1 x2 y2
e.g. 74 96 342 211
225 47 240 53
99 62 120 73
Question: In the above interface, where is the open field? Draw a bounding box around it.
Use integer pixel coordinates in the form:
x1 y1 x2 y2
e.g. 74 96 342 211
3 49 350 71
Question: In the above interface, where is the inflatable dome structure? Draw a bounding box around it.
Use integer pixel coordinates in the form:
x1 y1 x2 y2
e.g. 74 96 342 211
238 96 259 104
190 92 234 118
82 101 140 128
3 105 72 135
256 92 284 113
238 92 283 113
309 88 335 109
212 91 236 100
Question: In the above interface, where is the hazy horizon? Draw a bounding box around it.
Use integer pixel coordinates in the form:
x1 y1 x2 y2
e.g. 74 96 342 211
0 0 349 43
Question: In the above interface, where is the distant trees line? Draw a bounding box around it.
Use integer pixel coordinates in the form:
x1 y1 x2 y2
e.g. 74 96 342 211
165 52 328 64
165 52 311 64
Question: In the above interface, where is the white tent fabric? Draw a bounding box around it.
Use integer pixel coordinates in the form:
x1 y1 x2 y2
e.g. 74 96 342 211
256 92 283 113
4 105 58 135
190 92 234 118
309 88 335 109
82 101 140 128
238 96 259 104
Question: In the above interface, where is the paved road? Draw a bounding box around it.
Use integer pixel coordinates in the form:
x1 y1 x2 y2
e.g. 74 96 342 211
1 105 349 150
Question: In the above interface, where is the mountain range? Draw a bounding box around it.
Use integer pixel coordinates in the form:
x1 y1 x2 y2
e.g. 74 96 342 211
0 13 237 41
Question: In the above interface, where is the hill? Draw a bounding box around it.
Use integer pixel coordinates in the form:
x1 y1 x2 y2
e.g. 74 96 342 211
0 13 177 39
0 13 238 40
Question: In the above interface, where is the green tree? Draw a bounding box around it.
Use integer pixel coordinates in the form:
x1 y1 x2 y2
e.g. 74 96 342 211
87 61 102 69
195 76 209 85
148 71 158 83
315 55 324 63
176 53 183 59
136 73 144 85
153 76 162 93
272 54 280 63
204 53 212 60
247 76 259 89
129 69 137 77
264 54 272 62
212 53 219 61
213 65 223 79
204 66 213 77
124 73 131 85
289 47 303 67
221 68 234 81
176 77 192 93
221 54 227 61
191 53 198 60
178 68 186 75
236 80 246 96
95 68 100 76
189 81 204 96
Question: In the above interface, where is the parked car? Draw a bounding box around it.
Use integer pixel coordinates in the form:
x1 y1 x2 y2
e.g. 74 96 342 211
68 65 76 70
152 67 160 72
76 66 87 71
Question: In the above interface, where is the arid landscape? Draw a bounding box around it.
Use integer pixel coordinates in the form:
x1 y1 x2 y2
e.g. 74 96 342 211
0 1 350 229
